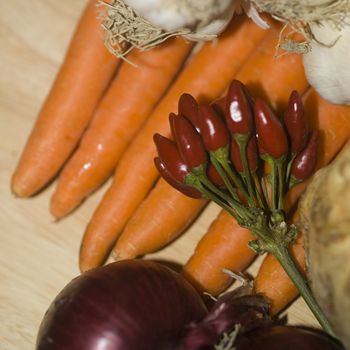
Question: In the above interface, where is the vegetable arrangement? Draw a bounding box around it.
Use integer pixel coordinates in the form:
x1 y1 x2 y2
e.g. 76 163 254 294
36 259 344 350
11 0 350 344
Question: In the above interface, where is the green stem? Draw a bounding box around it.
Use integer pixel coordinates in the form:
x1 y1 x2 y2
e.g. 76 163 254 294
220 159 254 207
270 160 277 210
238 141 257 207
286 154 296 186
276 160 285 210
254 173 268 210
272 245 335 336
258 169 270 209
210 155 239 202
199 174 251 221
198 184 239 221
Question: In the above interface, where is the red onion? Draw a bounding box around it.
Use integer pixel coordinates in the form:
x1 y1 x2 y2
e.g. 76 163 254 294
179 285 344 350
235 326 345 350
180 285 271 349
36 260 207 350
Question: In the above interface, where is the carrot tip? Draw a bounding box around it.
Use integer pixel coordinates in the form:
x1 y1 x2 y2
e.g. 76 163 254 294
11 177 32 198
111 249 127 261
50 198 74 219
79 257 96 273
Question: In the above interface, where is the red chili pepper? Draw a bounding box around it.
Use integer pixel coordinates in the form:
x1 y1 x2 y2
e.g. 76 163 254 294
178 93 200 132
291 130 319 181
169 112 178 140
211 97 226 118
230 137 258 173
153 134 201 198
197 104 231 152
207 164 225 187
154 134 188 182
154 157 202 198
254 98 288 159
225 80 254 136
170 114 208 168
284 90 308 155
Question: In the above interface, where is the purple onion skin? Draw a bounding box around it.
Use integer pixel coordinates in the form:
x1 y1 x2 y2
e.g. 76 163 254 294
180 286 271 350
236 326 345 350
36 260 207 350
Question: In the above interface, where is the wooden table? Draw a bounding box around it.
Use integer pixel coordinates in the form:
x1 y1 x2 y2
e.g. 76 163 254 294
0 1 317 348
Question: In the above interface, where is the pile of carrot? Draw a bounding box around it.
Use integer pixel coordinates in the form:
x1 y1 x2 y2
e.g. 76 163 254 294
12 0 350 322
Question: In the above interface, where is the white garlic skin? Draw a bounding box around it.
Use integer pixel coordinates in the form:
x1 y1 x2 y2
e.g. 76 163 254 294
123 0 235 38
303 22 350 105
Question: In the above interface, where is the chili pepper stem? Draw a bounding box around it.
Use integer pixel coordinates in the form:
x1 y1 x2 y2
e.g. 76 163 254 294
257 170 269 209
210 147 253 207
271 244 335 336
186 165 252 222
286 154 296 189
236 136 257 207
201 186 239 221
254 173 268 210
270 160 277 210
199 173 249 219
209 156 255 222
221 159 254 207
276 159 285 210
248 212 335 336
209 154 239 202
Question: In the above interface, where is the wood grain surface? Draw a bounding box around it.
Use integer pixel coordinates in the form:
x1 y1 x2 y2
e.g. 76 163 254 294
0 1 317 349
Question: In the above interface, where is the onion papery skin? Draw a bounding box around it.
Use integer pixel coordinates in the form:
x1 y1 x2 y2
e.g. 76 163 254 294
36 260 207 350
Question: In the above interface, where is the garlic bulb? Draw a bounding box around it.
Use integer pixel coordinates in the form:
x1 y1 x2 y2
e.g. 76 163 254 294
123 0 236 40
250 0 350 105
100 0 272 57
303 22 350 105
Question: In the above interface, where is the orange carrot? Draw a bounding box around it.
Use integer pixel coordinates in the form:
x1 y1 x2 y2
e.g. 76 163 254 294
235 30 308 114
11 0 120 197
183 210 256 295
79 16 271 272
113 179 207 260
181 30 309 296
255 91 350 314
50 37 192 219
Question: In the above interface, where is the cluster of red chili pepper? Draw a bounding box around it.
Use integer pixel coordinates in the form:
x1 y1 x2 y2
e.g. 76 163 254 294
153 81 335 333
154 80 317 232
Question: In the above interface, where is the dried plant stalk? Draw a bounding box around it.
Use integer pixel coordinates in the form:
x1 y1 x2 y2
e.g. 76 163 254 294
251 0 350 53
98 0 188 58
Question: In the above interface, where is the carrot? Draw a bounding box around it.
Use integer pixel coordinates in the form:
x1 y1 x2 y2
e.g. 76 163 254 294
113 179 207 260
255 90 350 315
183 210 256 295
79 16 271 272
50 37 192 219
11 0 120 197
181 30 309 296
234 30 308 114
